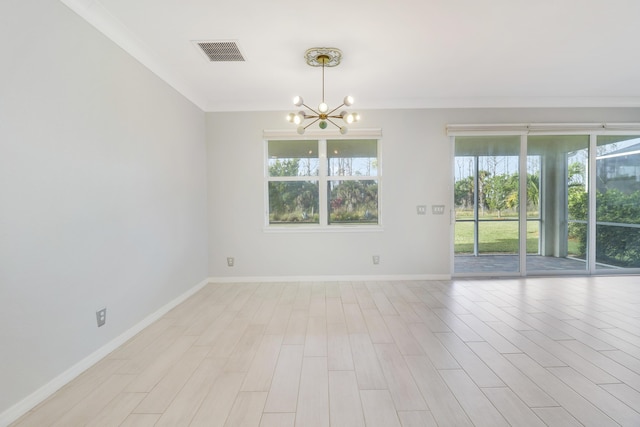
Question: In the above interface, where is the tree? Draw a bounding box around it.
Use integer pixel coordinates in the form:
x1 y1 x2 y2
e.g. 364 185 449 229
568 161 586 187
527 172 540 209
268 159 319 222
454 176 474 208
269 158 301 177
484 173 518 217
329 181 378 222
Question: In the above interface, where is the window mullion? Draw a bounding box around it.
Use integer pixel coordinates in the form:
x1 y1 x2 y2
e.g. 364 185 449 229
319 139 328 226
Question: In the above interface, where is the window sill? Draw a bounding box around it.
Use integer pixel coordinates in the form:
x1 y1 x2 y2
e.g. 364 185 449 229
263 224 384 233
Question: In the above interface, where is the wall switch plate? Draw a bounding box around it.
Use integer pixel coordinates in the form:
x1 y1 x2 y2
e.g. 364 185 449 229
227 257 235 267
372 255 380 265
416 205 427 215
96 308 106 327
432 205 445 215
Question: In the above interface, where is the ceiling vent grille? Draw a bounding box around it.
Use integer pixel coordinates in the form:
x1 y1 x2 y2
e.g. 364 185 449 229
194 41 245 62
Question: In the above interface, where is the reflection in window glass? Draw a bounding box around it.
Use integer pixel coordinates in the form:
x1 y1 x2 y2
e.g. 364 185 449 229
268 140 319 177
327 139 378 176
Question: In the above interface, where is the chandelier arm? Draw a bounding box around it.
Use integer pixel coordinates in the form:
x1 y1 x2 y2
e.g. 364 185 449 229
326 118 341 129
302 103 320 115
304 118 321 129
327 103 345 116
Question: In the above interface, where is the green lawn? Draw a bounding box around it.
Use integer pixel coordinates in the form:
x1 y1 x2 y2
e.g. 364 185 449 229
455 220 540 254
455 210 582 255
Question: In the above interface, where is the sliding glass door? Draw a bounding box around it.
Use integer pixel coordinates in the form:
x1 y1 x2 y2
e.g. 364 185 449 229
454 136 522 274
453 131 640 276
526 136 589 274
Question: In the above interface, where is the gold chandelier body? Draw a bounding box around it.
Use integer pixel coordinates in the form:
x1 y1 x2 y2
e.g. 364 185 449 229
287 48 359 134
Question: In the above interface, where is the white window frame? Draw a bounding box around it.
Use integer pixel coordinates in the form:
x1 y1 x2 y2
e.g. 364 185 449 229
263 129 383 232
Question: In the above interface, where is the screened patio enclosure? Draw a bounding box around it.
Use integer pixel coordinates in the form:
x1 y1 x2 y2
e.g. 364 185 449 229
449 125 640 277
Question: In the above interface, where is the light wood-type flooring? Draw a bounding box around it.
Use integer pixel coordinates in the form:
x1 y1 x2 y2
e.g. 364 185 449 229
12 276 640 426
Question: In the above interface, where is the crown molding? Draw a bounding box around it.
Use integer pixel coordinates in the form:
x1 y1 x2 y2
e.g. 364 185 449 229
59 0 208 110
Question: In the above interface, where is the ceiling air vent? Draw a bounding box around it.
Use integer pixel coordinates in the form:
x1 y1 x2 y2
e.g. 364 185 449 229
194 41 245 62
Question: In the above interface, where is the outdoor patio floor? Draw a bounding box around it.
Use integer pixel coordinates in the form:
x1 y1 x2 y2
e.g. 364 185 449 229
454 254 613 275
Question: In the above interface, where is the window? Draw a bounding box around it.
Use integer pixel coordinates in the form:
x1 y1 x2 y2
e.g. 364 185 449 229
266 137 380 227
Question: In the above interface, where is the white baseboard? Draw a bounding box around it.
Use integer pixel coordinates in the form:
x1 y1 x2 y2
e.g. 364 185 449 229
208 274 451 283
0 277 210 427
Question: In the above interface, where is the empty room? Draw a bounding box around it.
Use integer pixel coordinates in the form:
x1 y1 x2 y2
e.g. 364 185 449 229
2 0 640 426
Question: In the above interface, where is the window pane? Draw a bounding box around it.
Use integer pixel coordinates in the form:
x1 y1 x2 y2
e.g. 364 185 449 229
268 140 318 176
328 180 378 224
453 136 521 274
596 136 640 269
268 181 319 224
327 139 377 176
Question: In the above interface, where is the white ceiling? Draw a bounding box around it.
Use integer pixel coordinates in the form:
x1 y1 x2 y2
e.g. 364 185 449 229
63 0 640 112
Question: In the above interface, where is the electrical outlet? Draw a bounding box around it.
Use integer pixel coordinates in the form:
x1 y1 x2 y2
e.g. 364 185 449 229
96 308 106 327
416 205 427 215
227 257 235 267
432 205 446 215
372 255 380 265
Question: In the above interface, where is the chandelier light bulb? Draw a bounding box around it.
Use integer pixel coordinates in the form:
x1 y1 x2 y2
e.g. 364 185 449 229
297 126 305 135
293 96 304 107
293 111 305 125
345 113 355 124
318 102 329 113
286 113 295 123
340 126 348 135
343 95 354 106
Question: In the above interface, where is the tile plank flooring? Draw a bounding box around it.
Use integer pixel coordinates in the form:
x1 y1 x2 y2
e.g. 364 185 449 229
12 276 640 426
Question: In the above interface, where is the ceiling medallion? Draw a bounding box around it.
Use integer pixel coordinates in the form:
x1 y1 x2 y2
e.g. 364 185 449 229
286 47 359 134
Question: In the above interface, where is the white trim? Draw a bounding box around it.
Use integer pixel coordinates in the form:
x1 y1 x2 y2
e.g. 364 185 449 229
319 139 328 226
518 134 528 275
604 123 640 131
0 278 210 427
449 136 456 276
207 274 451 283
263 225 384 233
588 134 597 273
447 122 640 136
263 128 382 139
446 124 529 135
527 123 606 132
264 136 381 229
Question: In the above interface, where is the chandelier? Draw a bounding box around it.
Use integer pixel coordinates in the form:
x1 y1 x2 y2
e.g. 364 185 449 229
287 47 359 135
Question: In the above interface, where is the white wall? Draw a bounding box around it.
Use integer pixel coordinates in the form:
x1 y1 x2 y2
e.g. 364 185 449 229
0 0 208 416
206 108 640 279
3 1 640 420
